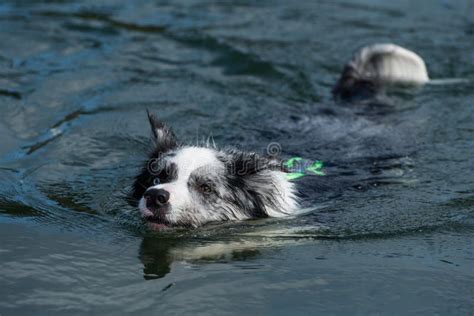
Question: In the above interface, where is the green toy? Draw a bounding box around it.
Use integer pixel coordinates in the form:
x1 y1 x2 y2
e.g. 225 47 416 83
284 157 325 180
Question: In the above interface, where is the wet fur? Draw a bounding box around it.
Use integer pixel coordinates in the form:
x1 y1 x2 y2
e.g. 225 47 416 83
130 112 298 228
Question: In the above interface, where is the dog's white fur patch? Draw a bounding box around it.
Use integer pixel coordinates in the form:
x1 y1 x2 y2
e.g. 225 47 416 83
350 43 429 84
264 172 298 218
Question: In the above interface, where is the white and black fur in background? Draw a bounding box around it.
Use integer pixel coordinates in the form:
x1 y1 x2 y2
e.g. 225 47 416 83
130 43 432 229
130 111 298 229
332 43 429 101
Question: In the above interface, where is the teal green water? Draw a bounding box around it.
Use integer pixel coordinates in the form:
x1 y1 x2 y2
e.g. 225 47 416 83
0 1 473 314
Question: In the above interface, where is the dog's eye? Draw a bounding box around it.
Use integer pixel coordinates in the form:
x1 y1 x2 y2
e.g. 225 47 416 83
153 178 160 185
199 183 212 194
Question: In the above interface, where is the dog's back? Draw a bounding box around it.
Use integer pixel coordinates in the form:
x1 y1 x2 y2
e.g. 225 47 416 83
333 43 429 101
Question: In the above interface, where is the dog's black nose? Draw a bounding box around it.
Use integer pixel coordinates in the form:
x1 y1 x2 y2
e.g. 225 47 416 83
144 188 170 208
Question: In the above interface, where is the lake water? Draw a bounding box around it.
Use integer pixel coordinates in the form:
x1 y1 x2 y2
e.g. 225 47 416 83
0 0 473 315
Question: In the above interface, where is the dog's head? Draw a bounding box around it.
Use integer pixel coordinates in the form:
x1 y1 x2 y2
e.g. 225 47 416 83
130 111 298 228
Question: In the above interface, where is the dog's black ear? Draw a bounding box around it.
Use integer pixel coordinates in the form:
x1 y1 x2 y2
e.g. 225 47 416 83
147 110 178 154
224 150 282 177
221 150 284 219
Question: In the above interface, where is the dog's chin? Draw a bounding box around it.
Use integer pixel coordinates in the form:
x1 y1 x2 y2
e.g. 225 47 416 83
143 215 171 230
140 206 172 231
146 221 169 231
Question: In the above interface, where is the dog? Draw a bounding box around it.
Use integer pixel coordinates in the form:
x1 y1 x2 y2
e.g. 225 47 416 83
332 43 429 101
130 111 298 229
130 43 429 229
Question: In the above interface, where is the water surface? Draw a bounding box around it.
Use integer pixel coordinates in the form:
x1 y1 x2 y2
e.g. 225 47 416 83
0 0 473 315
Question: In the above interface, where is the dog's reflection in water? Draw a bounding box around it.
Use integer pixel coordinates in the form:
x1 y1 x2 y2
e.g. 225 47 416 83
138 223 323 280
138 235 177 280
138 235 263 280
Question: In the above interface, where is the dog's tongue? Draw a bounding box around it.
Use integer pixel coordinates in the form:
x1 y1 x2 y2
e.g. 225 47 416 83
147 222 168 231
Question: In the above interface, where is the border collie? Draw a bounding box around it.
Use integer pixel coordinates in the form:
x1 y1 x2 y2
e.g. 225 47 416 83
130 43 430 229
130 111 298 229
